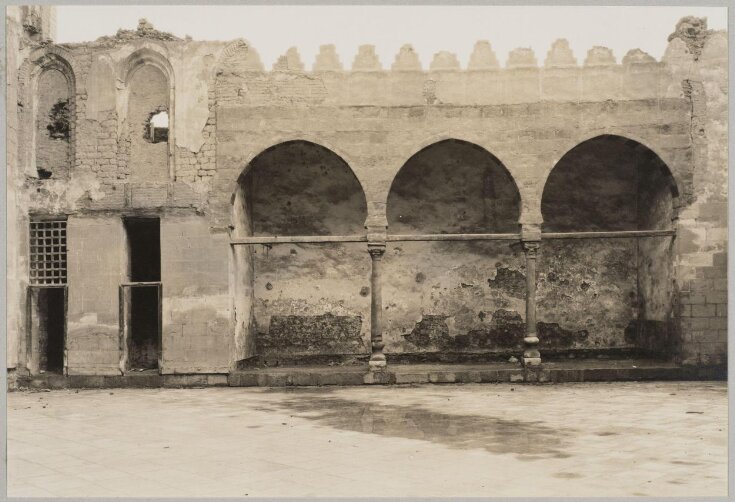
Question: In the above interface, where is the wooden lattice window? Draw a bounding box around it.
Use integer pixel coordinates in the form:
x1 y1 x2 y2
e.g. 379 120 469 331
29 219 67 285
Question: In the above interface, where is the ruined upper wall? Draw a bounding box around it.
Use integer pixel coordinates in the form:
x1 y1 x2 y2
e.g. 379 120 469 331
46 18 727 107
16 17 715 171
25 17 722 166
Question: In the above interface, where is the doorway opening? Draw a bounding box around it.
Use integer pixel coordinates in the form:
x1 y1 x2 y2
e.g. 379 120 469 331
28 218 68 374
122 217 161 371
28 286 67 374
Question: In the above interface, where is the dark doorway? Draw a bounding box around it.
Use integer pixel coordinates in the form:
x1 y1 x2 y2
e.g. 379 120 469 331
125 218 161 282
124 217 161 370
34 287 66 373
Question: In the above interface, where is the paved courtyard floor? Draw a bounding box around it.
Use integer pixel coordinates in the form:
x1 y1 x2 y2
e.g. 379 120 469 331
6 381 728 497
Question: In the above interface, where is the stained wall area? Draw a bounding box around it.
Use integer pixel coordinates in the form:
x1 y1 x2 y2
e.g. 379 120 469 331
234 141 370 362
384 140 525 354
5 13 728 382
540 136 677 353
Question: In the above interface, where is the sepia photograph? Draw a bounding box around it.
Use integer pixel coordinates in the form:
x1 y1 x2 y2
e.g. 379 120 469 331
4 2 730 498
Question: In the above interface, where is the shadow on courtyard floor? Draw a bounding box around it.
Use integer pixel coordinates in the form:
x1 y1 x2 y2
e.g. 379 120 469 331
253 392 577 460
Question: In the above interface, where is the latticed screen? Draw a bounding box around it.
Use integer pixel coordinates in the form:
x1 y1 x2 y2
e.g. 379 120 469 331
29 219 67 285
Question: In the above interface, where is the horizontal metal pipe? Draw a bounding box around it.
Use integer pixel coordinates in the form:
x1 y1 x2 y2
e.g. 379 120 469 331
121 282 163 287
229 229 675 245
230 235 367 245
386 233 521 242
541 230 676 240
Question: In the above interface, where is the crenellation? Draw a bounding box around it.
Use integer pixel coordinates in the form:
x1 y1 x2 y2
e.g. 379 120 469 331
352 44 382 71
506 47 538 68
468 41 499 70
544 39 577 68
313 44 342 72
392 44 422 71
584 46 616 66
273 46 304 72
429 51 460 71
622 48 657 65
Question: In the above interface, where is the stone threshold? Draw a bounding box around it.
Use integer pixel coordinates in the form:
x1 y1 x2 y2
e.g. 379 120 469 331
11 359 725 390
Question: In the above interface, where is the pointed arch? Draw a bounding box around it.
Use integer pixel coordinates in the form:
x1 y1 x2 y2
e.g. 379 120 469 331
120 47 176 182
387 138 522 234
230 140 370 364
233 140 368 237
541 134 679 231
19 46 79 179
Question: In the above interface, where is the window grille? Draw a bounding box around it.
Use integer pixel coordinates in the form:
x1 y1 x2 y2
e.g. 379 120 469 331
29 219 67 285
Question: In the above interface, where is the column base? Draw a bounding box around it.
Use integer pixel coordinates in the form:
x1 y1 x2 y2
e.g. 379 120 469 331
523 348 541 367
368 357 387 371
523 357 542 367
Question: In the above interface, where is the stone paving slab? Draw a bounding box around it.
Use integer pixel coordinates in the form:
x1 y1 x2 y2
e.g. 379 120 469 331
7 381 728 497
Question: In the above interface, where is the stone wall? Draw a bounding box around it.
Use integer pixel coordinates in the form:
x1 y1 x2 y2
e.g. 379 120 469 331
7 6 57 378
160 215 231 373
663 25 728 366
6 16 728 375
7 8 26 372
66 217 126 375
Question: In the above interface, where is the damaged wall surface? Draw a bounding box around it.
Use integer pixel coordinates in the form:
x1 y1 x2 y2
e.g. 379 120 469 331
35 68 71 179
384 140 525 354
238 141 370 359
6 12 728 378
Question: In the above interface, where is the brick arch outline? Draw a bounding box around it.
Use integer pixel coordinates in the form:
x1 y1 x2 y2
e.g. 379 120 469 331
543 132 683 196
539 133 681 229
118 45 176 180
19 46 81 179
228 136 369 229
386 136 523 232
212 38 264 79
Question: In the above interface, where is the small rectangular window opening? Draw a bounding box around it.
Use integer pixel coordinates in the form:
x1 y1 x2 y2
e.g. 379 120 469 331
29 219 67 285
148 111 169 144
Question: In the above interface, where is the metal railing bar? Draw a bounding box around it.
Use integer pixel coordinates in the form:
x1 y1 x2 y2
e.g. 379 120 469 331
541 229 676 239
387 233 521 242
228 229 676 245
230 235 367 245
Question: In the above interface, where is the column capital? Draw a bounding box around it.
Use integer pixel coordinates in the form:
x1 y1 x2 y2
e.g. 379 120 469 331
366 224 387 250
368 242 386 257
522 240 540 255
521 222 542 242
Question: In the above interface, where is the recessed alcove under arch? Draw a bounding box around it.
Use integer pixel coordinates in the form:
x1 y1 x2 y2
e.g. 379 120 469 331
383 139 525 356
538 134 679 355
231 140 370 364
